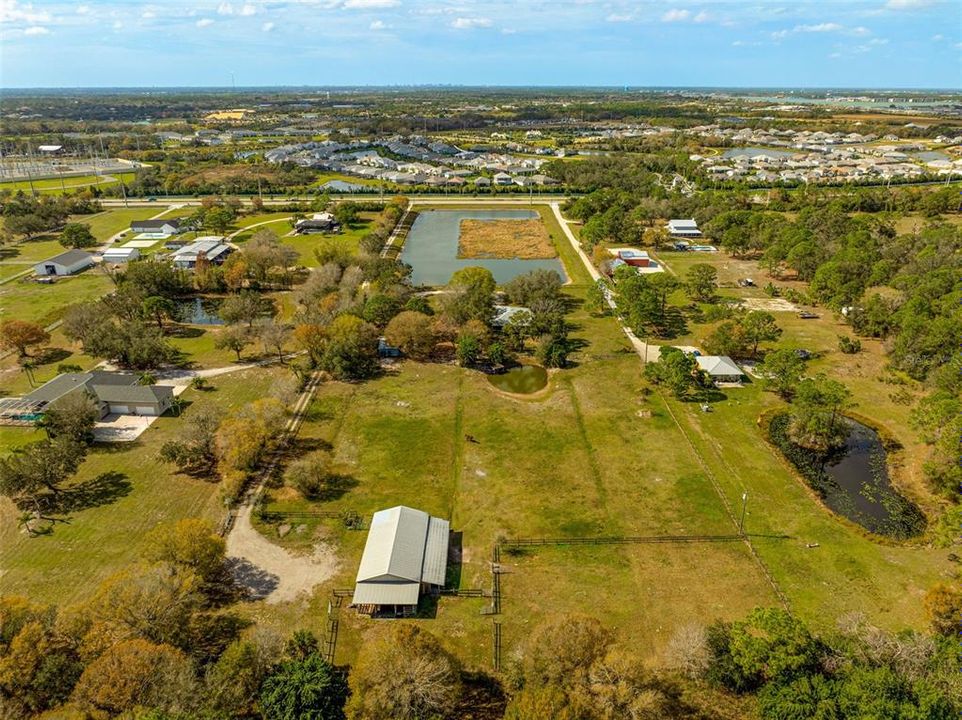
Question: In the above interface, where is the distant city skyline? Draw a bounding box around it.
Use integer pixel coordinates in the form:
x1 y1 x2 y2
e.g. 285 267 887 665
1 0 959 89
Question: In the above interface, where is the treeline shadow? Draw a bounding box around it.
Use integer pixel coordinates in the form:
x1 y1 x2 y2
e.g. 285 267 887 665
31 471 132 516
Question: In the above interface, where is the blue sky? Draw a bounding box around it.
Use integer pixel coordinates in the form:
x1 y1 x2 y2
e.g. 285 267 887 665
1 0 958 88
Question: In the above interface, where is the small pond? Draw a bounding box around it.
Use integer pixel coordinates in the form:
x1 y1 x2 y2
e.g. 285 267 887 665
487 365 548 395
402 210 567 286
769 414 925 538
722 146 797 159
175 297 225 325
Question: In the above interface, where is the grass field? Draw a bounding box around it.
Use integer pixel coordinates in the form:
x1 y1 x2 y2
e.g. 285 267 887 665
0 367 288 605
0 271 114 326
0 172 137 194
457 218 556 259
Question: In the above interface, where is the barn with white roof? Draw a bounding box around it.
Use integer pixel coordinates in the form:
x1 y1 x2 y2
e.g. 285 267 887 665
352 505 450 616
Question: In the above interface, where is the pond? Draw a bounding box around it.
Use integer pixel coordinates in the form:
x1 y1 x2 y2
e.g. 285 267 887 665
768 413 925 538
487 365 549 395
722 146 797 159
402 210 567 286
175 297 225 325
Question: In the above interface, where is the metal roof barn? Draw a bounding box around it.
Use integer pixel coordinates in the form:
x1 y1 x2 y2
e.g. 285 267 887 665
353 506 449 608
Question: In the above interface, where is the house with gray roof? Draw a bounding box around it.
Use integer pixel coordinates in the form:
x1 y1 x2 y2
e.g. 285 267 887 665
352 506 450 616
0 372 174 424
695 355 745 384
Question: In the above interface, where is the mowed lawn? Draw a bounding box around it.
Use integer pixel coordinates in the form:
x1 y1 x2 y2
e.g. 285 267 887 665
0 271 114 326
0 367 287 605
0 172 136 194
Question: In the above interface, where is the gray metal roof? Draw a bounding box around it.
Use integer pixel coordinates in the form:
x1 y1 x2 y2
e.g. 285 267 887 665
93 384 173 405
696 355 744 377
23 372 142 406
40 249 94 267
132 218 181 230
354 506 449 605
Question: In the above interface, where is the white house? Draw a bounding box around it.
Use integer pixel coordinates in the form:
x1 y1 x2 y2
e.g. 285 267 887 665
34 249 95 276
696 355 745 384
667 219 702 238
102 247 140 264
492 172 514 186
130 218 183 236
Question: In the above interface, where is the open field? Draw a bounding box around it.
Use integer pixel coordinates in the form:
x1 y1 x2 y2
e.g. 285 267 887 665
0 172 137 194
0 367 288 605
457 218 556 259
0 270 113 326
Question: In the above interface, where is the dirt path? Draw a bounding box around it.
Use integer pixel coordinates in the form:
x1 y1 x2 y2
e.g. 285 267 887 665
227 216 293 240
225 505 338 604
550 201 658 363
223 371 340 604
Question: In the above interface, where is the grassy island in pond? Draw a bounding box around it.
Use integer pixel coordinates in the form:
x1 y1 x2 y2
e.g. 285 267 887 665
457 218 557 259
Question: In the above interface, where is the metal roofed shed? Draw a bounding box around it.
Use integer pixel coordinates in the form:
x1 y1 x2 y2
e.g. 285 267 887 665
696 355 746 384
353 506 450 616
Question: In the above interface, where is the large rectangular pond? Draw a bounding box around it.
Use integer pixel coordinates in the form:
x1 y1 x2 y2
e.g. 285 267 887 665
402 209 567 287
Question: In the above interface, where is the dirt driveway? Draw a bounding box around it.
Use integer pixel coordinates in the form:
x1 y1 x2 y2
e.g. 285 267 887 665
225 504 339 604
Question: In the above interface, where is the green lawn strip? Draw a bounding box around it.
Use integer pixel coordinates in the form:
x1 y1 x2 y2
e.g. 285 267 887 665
0 367 288 605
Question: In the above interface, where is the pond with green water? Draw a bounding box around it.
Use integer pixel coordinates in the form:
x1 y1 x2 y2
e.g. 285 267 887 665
487 365 549 394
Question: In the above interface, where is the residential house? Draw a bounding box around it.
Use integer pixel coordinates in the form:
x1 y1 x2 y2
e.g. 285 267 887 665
3 371 174 422
131 218 183 236
171 238 232 269
667 219 702 238
696 356 745 384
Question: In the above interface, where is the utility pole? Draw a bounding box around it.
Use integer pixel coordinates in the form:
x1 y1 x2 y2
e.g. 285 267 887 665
739 492 748 535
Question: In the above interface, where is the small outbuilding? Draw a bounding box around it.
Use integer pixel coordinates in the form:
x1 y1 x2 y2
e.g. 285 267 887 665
352 506 450 617
696 355 745 384
102 247 141 264
33 249 95 276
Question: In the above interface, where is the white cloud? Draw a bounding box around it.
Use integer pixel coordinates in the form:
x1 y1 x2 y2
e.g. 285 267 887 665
343 0 399 8
112 19 122 29
142 9 156 18
217 2 234 15
76 4 90 14
369 19 386 29
23 25 48 35
196 18 214 27
693 11 709 23
606 13 632 23
239 3 258 16
770 29 789 40
931 33 944 41
851 26 871 36
261 20 274 31
869 37 889 45
661 9 690 22
451 17 491 29
793 22 843 32
885 0 934 8
0 1 51 24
